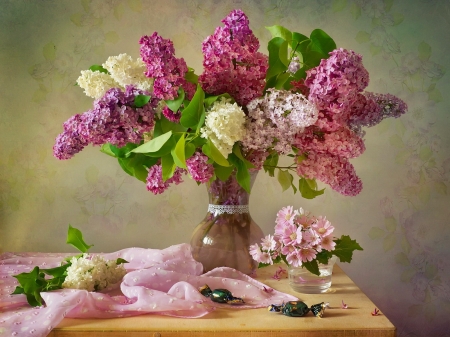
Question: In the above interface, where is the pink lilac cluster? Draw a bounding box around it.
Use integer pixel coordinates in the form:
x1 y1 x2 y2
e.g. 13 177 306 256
139 32 195 101
305 48 369 130
53 86 157 160
243 89 318 155
296 152 362 196
291 48 408 196
161 106 181 123
198 9 268 106
146 164 185 194
186 152 214 183
249 206 336 267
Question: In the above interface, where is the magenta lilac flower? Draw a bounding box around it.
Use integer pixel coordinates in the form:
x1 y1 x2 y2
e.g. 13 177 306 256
139 32 195 100
53 115 88 160
198 9 268 106
146 164 185 195
186 151 214 183
305 48 369 115
161 106 181 123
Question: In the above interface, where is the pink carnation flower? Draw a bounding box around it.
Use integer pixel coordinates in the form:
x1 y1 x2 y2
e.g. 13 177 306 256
299 248 317 262
321 234 336 251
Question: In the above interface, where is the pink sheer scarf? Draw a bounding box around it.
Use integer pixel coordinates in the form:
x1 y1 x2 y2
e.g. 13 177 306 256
0 244 297 337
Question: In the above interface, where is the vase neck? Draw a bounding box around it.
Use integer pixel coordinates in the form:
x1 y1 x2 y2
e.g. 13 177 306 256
206 170 258 206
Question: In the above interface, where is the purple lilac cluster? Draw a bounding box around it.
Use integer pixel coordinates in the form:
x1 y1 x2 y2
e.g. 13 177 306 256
305 48 369 130
198 9 268 107
139 32 195 101
292 48 407 196
146 164 185 194
53 86 157 160
250 206 336 267
186 152 214 184
347 92 407 135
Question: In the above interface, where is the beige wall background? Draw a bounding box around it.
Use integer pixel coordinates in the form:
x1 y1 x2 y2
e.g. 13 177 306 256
1 0 449 335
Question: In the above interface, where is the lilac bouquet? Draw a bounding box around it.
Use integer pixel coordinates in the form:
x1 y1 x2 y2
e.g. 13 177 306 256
53 9 407 199
250 206 362 275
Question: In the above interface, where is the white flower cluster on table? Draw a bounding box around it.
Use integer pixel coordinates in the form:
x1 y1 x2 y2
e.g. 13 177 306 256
62 254 127 292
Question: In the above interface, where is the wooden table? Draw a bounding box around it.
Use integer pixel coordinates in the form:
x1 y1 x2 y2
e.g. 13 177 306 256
49 265 396 337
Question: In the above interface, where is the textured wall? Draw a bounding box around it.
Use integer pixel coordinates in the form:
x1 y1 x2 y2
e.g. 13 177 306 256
1 0 449 336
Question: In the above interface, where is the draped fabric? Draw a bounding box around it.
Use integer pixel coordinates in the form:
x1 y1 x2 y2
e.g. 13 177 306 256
0 244 297 337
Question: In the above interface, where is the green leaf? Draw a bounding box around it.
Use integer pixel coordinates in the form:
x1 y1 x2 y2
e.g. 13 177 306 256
100 144 117 157
185 142 196 160
274 72 291 89
205 139 230 167
299 177 325 199
290 32 309 52
266 37 289 80
308 29 336 59
42 264 71 277
171 133 187 169
165 88 185 112
12 286 24 294
302 260 320 276
214 163 234 181
180 85 205 129
333 235 363 263
204 93 232 109
89 65 108 74
428 88 442 103
160 115 187 133
131 131 172 154
232 144 254 169
263 151 279 177
66 225 93 253
368 227 386 239
228 154 250 193
116 258 128 265
185 68 198 84
161 154 176 181
418 41 432 61
134 94 151 108
277 169 293 192
266 25 292 43
355 31 371 43
13 266 44 307
118 154 157 182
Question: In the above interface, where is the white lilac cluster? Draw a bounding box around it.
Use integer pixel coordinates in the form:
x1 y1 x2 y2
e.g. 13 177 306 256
76 53 153 99
62 254 127 292
200 98 246 158
243 89 318 154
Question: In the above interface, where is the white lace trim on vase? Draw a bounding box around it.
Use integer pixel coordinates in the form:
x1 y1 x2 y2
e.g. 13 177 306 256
207 204 249 216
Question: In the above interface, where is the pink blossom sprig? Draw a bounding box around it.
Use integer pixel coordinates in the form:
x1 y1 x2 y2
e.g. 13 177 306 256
250 205 363 275
250 207 335 268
